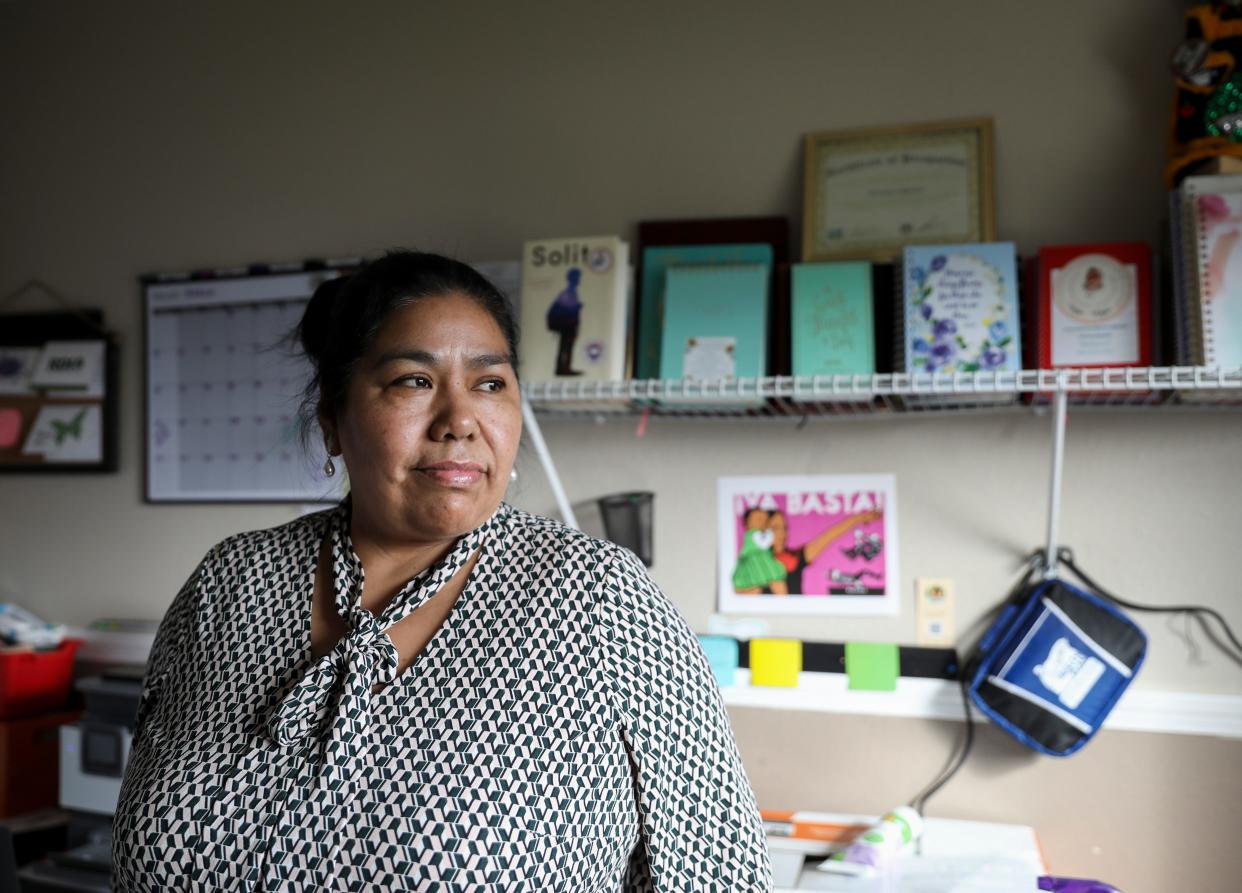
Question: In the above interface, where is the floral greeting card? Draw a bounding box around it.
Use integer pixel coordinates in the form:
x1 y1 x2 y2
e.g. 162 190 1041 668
903 242 1022 374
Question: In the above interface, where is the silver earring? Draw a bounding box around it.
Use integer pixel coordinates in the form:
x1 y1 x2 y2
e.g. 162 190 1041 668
324 456 336 477
509 468 518 482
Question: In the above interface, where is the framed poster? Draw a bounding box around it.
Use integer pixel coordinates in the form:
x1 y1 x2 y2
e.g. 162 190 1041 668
0 309 119 473
717 474 899 616
802 118 995 263
143 262 354 503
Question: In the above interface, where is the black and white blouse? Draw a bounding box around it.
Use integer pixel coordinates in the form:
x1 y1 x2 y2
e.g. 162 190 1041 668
113 501 772 891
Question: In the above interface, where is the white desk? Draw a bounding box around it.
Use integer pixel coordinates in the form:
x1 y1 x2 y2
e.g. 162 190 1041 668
771 814 1045 892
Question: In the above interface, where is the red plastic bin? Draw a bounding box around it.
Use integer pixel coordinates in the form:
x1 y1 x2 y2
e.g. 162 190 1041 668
0 639 82 720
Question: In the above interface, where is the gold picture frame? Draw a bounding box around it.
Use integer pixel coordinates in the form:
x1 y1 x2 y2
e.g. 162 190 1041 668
802 117 995 263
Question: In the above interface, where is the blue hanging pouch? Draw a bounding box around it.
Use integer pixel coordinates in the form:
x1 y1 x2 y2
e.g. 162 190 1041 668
967 577 1147 756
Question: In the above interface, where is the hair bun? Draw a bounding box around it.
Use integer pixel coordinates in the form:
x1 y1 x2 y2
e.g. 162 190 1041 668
299 274 349 367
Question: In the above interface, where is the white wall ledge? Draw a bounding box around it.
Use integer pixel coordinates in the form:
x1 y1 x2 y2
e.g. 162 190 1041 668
721 670 1242 740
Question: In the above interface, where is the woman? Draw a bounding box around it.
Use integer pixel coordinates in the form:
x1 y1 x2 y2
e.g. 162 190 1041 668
113 251 771 892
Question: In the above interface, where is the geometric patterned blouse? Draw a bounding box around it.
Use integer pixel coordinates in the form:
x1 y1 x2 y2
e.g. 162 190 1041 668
112 500 773 891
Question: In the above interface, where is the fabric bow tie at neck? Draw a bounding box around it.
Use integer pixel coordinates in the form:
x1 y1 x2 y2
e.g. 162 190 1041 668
268 505 505 781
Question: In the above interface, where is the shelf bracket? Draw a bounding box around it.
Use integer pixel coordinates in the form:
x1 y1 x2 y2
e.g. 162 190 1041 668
520 395 579 530
1044 389 1069 579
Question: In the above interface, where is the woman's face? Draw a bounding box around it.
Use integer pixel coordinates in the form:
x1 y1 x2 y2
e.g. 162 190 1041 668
325 292 522 545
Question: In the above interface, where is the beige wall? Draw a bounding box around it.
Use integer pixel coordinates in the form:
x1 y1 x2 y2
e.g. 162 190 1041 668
732 709 1242 892
2 1 1240 889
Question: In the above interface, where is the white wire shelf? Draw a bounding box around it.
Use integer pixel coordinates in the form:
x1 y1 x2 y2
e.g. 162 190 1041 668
522 366 1242 420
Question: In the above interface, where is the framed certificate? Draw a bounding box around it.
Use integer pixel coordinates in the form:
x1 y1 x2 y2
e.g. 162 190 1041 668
802 118 995 262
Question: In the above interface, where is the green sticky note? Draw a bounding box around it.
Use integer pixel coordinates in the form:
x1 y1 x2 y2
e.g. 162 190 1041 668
845 642 900 691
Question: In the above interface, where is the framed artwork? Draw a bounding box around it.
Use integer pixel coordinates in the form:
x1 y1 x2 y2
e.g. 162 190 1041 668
0 308 119 473
717 474 899 616
143 262 354 503
802 118 995 263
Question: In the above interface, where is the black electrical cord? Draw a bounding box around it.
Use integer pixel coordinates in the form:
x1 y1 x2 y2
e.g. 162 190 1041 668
907 554 1042 815
908 671 974 816
1058 547 1242 662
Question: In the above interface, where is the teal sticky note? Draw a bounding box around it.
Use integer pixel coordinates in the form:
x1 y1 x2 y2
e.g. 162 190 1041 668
845 642 900 691
697 635 739 688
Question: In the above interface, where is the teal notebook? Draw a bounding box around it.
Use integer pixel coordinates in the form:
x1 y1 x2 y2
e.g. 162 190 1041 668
660 264 769 386
638 244 774 379
791 262 876 377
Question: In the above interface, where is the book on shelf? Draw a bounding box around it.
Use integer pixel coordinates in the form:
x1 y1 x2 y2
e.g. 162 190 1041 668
518 236 630 382
659 263 769 406
1036 243 1153 369
1170 184 1195 366
790 262 875 401
896 242 1021 406
900 242 1023 375
637 243 775 380
634 216 788 380
1179 175 1242 370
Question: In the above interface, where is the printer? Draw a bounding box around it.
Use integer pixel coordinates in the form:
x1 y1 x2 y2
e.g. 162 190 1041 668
18 667 143 893
59 673 141 816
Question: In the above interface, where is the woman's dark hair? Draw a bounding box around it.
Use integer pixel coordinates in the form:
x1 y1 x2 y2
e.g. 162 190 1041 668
293 250 520 439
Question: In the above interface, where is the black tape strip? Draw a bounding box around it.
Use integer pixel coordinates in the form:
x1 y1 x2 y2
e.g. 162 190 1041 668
900 646 961 680
734 640 958 680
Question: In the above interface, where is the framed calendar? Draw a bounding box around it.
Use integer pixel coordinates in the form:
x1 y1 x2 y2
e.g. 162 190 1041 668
142 263 354 503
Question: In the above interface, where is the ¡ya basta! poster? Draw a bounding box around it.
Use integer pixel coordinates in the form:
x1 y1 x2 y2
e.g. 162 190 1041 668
717 475 898 616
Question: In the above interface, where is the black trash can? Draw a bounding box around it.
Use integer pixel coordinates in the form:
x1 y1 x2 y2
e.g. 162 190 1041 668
597 491 654 567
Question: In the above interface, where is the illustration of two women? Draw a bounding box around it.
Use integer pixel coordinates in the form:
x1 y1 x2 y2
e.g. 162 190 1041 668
732 508 882 596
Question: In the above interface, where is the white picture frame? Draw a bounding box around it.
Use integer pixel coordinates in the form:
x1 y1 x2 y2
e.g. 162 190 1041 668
717 474 899 616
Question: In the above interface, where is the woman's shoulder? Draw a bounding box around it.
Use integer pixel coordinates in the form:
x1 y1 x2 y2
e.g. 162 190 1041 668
501 504 618 557
500 504 640 574
198 504 338 572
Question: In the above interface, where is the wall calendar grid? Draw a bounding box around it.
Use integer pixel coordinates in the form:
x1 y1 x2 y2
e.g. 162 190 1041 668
143 264 352 502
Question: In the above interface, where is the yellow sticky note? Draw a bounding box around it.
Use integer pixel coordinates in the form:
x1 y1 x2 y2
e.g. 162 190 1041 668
749 638 802 687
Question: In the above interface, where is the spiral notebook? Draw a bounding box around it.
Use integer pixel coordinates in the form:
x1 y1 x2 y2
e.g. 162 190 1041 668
898 243 1021 405
1183 175 1242 369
